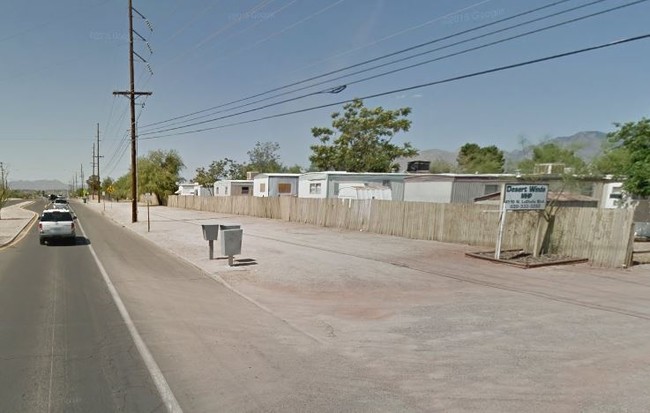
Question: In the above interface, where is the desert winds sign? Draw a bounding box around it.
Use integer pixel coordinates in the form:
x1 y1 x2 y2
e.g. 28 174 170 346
503 184 548 210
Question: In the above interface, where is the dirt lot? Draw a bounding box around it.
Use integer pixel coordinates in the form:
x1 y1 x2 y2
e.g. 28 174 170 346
86 201 650 412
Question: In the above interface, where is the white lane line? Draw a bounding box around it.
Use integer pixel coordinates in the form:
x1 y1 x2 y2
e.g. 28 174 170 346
47 262 58 413
76 220 183 413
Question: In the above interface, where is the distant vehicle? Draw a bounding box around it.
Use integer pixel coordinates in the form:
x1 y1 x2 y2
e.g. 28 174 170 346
47 202 76 217
53 197 69 205
39 209 76 245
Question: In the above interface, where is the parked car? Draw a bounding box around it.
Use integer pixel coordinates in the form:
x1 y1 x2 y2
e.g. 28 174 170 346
39 209 76 245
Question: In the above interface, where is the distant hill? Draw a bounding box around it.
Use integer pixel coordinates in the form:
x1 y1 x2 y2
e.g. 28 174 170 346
9 180 68 191
400 131 607 172
506 131 607 165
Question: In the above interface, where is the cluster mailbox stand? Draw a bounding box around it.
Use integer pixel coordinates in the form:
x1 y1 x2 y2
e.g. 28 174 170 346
201 223 243 266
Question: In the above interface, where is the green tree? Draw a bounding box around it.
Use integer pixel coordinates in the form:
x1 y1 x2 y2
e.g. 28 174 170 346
113 174 130 201
194 158 248 188
86 175 100 196
456 143 504 173
101 177 114 192
517 142 586 174
247 141 284 173
0 162 10 220
284 164 303 174
599 118 650 196
138 149 185 204
309 99 417 172
429 159 455 173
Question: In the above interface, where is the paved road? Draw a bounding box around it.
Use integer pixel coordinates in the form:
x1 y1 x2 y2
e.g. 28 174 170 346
0 201 164 412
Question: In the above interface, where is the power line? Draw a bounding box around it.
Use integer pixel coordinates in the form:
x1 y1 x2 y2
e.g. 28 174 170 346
140 0 642 136
286 0 494 76
159 0 276 68
139 0 576 130
141 0 611 134
139 33 650 141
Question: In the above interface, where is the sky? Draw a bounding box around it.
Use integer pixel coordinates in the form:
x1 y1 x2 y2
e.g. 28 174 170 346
1 0 649 183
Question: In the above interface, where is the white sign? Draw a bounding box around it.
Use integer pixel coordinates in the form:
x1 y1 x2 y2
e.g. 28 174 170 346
503 183 548 210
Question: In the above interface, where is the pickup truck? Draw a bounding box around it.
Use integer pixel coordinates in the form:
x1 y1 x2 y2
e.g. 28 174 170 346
39 209 76 245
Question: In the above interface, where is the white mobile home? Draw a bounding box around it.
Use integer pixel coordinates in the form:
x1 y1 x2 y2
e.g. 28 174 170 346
253 173 300 197
403 174 517 203
175 182 210 196
213 180 254 197
298 172 408 200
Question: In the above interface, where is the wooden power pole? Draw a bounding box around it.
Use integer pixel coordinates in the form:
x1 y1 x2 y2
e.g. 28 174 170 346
113 0 152 223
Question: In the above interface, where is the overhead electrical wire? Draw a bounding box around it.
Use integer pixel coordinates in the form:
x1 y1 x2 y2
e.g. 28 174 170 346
139 0 577 130
160 0 276 68
140 0 618 134
139 0 645 136
288 0 495 76
138 33 650 141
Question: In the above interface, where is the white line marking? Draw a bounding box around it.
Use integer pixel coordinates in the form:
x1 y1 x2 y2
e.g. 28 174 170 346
77 220 183 413
47 264 57 413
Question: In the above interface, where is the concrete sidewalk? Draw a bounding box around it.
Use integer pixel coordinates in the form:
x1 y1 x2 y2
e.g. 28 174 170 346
0 201 36 248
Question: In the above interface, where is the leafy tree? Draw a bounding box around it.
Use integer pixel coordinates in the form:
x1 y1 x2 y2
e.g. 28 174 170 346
429 159 455 173
0 162 10 220
284 164 303 174
591 145 631 177
517 142 586 174
101 177 114 192
309 99 417 172
113 174 130 201
599 118 650 196
194 158 249 192
86 175 100 195
456 143 504 173
138 149 185 204
247 141 284 173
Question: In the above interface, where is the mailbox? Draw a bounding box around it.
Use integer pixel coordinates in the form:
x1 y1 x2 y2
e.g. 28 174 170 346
221 229 243 257
201 224 219 241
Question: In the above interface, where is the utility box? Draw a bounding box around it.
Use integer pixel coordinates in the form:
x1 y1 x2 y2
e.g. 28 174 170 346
201 224 220 241
221 229 243 257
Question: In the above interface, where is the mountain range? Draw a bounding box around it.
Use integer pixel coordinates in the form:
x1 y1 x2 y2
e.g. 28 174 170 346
397 131 607 172
9 179 68 191
9 132 608 188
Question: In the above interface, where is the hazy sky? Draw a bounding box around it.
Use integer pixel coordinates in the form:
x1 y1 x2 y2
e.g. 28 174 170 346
1 0 649 183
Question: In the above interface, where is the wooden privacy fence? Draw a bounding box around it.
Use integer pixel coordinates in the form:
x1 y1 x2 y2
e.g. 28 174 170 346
168 195 635 268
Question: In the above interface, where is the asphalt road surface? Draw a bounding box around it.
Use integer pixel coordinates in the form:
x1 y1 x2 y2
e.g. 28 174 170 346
0 201 165 412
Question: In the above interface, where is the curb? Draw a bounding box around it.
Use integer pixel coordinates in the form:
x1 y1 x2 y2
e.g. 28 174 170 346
0 205 38 249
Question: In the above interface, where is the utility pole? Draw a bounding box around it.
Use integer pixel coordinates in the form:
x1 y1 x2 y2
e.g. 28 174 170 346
113 0 152 223
92 143 96 200
80 163 84 194
96 123 102 203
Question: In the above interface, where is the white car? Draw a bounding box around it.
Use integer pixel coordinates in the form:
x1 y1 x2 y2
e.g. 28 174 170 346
39 209 77 245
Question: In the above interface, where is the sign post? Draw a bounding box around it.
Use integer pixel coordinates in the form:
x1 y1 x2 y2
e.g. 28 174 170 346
145 193 151 233
495 183 548 259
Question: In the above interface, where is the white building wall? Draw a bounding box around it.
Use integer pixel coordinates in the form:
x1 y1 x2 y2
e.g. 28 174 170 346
268 177 299 197
601 182 633 209
403 181 453 203
214 181 230 197
298 177 328 198
176 183 202 196
338 186 392 200
253 176 269 197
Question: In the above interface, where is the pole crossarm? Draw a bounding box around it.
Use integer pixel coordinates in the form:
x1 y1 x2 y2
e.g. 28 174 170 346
113 91 152 96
